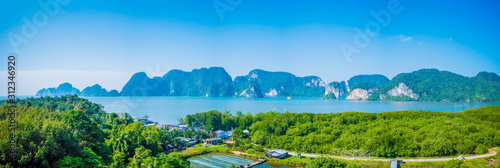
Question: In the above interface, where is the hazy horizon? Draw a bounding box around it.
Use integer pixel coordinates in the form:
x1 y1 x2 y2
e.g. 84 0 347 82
1 0 499 95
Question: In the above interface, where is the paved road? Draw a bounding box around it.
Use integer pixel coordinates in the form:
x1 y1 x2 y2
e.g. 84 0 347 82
284 151 497 162
234 149 497 163
240 148 497 162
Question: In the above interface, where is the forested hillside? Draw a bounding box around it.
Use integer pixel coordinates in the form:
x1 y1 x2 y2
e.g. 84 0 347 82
0 96 190 167
347 74 390 89
36 68 500 102
368 69 500 102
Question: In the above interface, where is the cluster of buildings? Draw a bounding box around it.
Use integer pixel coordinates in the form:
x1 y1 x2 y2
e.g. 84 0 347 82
215 130 232 139
164 123 188 131
173 128 249 147
132 117 290 161
133 117 158 126
133 116 190 131
133 117 255 150
203 138 222 145
215 129 250 138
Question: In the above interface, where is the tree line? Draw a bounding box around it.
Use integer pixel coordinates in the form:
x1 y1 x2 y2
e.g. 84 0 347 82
183 106 500 157
0 95 191 168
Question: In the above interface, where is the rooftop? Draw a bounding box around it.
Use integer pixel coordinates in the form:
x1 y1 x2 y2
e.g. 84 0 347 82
178 137 194 142
271 149 288 155
204 138 222 141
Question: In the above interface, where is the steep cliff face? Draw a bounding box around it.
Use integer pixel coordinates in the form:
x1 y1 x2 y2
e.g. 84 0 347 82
120 67 233 97
36 68 499 102
346 82 378 100
346 88 371 100
379 83 419 100
323 81 349 99
265 89 278 97
233 80 263 98
303 76 327 87
238 85 263 98
234 69 326 97
162 67 233 97
367 69 500 102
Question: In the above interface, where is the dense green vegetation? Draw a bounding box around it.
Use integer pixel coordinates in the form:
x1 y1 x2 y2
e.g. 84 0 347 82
347 74 390 89
185 106 500 158
162 67 234 97
36 68 500 102
350 82 377 90
237 69 326 97
233 80 264 98
2 96 499 167
323 92 337 99
0 95 190 167
369 69 500 102
306 157 361 168
48 68 328 98
120 67 236 97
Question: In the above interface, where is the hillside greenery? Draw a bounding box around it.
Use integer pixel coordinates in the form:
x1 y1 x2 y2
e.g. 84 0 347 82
2 96 499 167
239 69 326 97
350 82 377 90
0 95 190 167
184 106 500 158
162 67 234 97
233 80 264 98
347 74 390 89
36 68 500 102
369 69 500 102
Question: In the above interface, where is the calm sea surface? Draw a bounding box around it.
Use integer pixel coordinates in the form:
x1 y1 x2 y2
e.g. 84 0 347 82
75 96 500 124
4 96 498 124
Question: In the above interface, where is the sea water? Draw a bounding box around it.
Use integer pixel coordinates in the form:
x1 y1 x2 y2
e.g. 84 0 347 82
79 96 500 124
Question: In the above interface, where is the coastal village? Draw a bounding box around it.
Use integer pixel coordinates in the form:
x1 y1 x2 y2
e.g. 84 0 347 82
101 108 499 168
132 116 250 147
129 116 450 168
4 96 498 168
131 116 294 167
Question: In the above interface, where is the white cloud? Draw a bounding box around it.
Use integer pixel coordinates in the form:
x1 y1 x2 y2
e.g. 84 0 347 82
399 35 413 42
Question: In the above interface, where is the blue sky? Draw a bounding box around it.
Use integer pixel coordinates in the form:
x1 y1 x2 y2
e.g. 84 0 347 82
1 0 499 95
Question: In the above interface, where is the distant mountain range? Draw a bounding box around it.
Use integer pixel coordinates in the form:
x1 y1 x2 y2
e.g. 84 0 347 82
36 67 500 102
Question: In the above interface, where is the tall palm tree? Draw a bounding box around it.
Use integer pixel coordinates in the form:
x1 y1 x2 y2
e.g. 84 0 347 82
113 133 129 152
